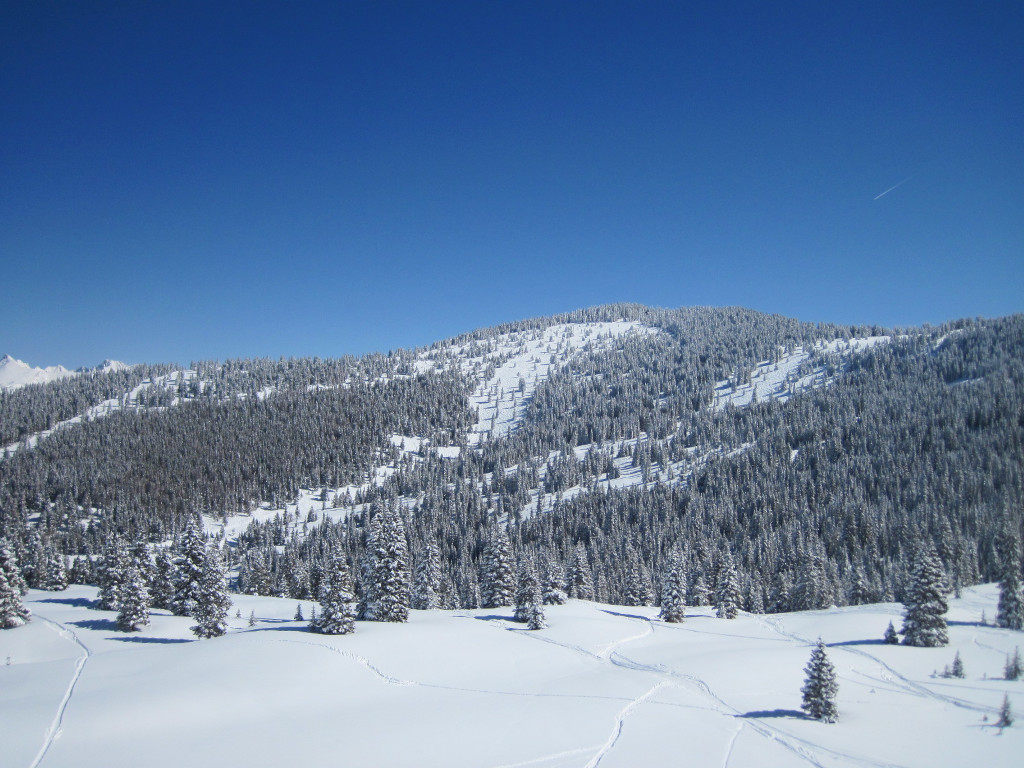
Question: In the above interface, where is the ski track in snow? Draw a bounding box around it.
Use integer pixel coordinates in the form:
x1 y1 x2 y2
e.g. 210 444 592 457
490 746 603 768
581 680 670 768
29 618 92 768
722 722 744 768
758 615 999 716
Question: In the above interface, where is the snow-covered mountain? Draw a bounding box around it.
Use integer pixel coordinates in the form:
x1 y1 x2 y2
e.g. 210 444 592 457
0 355 129 391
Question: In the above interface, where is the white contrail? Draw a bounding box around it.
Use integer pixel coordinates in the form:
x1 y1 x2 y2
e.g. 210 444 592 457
874 173 917 200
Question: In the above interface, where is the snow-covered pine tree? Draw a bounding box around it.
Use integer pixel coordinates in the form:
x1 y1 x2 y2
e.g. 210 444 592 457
659 552 686 623
884 620 899 644
40 544 68 591
527 600 546 630
949 651 965 678
996 526 1023 631
480 527 514 609
689 572 711 607
514 557 542 622
360 507 410 622
116 559 151 632
801 639 839 722
1005 647 1022 681
792 553 832 611
623 552 652 607
901 545 949 647
0 569 31 628
541 554 568 605
567 543 595 601
715 550 741 620
172 517 207 617
412 541 441 610
150 549 178 610
0 537 29 597
311 554 356 635
191 545 231 639
997 694 1014 728
294 603 304 622
97 537 129 611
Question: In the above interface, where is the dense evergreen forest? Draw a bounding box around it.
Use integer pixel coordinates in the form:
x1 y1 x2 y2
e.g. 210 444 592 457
1 304 1021 621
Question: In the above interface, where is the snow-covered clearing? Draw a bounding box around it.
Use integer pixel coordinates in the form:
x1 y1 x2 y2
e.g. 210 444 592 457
713 337 890 411
3 584 1020 767
419 321 661 446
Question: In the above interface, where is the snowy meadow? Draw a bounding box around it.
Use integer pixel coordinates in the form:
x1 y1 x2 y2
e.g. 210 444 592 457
2 584 1021 768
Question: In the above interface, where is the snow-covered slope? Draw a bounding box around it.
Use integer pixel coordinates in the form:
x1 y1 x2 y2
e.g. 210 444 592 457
0 356 130 391
2 585 1019 768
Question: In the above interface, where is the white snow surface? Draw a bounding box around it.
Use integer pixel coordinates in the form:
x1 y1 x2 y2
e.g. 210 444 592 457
419 321 661 445
712 336 890 411
2 584 1020 767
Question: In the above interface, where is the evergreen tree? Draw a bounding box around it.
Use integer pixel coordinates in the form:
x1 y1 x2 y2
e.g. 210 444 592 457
0 537 29 597
1005 647 1022 681
360 507 410 622
480 527 514 609
715 550 741 620
191 545 231 639
997 694 1014 728
883 620 899 644
567 543 595 600
514 557 542 622
0 569 31 628
659 552 686 623
294 603 304 622
312 554 356 635
172 518 207 617
541 554 568 605
792 553 832 611
41 545 68 591
996 527 1023 631
901 546 949 647
150 549 178 610
527 600 547 630
623 553 652 607
949 651 965 679
801 639 839 723
116 560 151 632
97 537 128 611
412 542 441 610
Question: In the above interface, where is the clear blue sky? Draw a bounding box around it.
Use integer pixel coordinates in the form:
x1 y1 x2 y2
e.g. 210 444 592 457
3 1 1022 368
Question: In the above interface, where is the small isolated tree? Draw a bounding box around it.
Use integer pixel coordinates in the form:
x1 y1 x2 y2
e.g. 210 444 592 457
191 546 231 639
884 620 899 644
997 694 1014 728
360 507 410 622
944 651 965 679
0 570 31 628
901 546 949 647
312 554 356 635
1005 647 1022 681
801 639 839 723
715 550 741 620
659 552 686 624
116 560 151 632
294 603 304 622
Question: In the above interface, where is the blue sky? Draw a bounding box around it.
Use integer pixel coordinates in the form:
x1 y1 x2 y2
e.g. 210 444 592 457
3 2 1022 368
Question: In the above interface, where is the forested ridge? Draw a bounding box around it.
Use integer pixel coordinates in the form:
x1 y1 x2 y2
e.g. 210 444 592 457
0 305 1021 621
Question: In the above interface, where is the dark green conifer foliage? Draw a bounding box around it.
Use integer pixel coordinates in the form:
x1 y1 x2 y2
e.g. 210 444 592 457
801 639 839 723
901 546 949 647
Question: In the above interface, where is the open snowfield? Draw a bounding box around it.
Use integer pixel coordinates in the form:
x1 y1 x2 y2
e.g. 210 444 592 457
2 585 1020 768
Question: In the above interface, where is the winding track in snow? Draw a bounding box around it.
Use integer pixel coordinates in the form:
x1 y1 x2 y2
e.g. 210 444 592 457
28 617 92 768
581 680 670 768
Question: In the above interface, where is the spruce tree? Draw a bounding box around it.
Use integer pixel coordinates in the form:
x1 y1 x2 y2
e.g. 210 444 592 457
0 569 31 628
116 560 151 632
1005 647 1022 681
150 549 178 610
623 553 652 607
360 507 410 622
715 550 741 620
567 543 595 601
659 553 686 623
191 545 231 639
801 639 839 723
312 554 356 635
97 537 128 611
996 527 1023 631
42 546 68 591
883 620 899 644
514 557 542 622
172 517 207 617
541 554 568 605
901 546 949 647
527 600 547 630
480 527 514 609
0 537 29 597
412 542 441 610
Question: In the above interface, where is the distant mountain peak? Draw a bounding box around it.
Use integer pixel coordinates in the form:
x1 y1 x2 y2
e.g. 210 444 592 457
0 355 128 390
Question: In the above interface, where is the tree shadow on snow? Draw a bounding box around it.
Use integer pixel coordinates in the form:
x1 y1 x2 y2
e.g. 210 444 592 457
740 709 807 720
473 614 513 622
109 635 191 644
257 624 315 633
69 618 118 631
35 597 95 608
827 638 886 647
